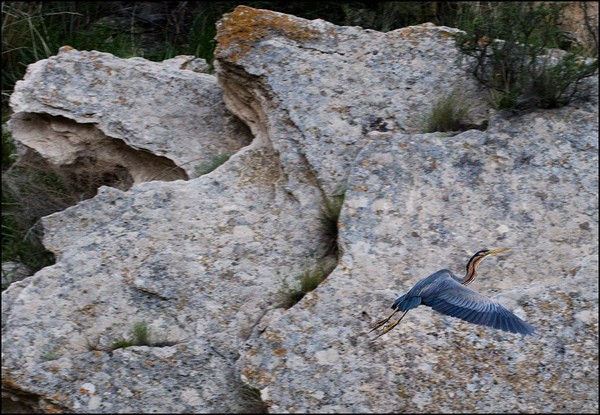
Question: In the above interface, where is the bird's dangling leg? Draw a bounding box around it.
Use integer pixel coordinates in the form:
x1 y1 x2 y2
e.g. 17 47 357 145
369 308 398 333
373 311 409 339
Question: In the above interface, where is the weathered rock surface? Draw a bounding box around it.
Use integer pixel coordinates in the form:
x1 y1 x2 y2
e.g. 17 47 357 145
214 6 489 196
2 142 331 412
8 48 252 184
2 6 598 414
238 110 598 413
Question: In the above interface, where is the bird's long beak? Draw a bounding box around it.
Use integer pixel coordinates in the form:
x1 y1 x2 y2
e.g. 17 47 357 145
488 247 510 255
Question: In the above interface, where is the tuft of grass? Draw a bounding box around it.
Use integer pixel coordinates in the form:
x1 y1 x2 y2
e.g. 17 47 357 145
111 321 151 350
131 321 149 345
421 89 472 133
85 321 158 352
237 383 269 414
111 338 135 350
195 153 230 176
280 259 336 310
319 187 346 259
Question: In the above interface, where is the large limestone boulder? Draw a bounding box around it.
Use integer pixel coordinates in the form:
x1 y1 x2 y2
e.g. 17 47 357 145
2 142 331 412
238 110 598 412
2 6 598 413
214 6 488 196
8 48 252 184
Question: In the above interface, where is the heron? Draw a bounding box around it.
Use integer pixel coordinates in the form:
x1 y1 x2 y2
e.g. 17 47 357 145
370 248 535 338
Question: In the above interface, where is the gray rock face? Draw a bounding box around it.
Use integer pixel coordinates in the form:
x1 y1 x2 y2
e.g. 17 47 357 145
238 109 598 413
2 6 598 414
214 6 488 197
2 143 329 413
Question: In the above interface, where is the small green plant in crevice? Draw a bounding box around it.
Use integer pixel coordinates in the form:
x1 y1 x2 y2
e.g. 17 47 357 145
40 350 60 362
455 2 598 110
111 321 151 350
421 89 473 133
237 383 269 414
319 187 347 260
85 321 163 352
111 337 135 350
131 321 150 344
280 259 337 310
195 153 231 176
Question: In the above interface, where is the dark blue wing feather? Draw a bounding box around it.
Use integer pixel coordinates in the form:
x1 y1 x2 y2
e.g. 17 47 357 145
420 277 535 335
391 293 421 311
391 269 454 312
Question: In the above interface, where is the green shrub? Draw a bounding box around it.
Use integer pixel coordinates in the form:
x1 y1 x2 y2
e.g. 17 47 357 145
455 2 598 110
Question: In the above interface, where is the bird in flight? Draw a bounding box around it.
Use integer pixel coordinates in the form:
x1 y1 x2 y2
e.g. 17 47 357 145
370 248 535 338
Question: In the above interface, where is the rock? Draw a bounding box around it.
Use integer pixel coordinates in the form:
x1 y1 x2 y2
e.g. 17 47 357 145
2 5 598 414
162 55 211 73
214 6 488 196
2 143 331 412
8 47 252 184
237 107 598 413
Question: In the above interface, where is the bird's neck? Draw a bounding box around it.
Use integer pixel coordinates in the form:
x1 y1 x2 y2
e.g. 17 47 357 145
460 255 482 285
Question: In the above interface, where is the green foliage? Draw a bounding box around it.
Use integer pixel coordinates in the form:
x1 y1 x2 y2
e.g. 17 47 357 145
2 127 18 168
1 145 120 272
237 383 269 414
319 188 346 259
455 2 598 110
110 337 135 350
196 153 230 175
1 129 56 271
85 321 155 351
111 321 151 350
281 267 328 309
2 2 134 110
1 165 63 271
421 89 472 133
131 321 150 345
2 1 596 279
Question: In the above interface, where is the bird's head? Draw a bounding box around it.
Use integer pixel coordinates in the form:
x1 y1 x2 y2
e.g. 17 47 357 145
483 247 510 256
462 248 511 285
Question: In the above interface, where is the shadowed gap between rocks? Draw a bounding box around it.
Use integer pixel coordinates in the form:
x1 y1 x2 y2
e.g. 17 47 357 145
8 112 189 187
3 112 190 275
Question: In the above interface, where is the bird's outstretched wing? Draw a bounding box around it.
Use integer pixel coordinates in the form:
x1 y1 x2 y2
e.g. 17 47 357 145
420 276 535 335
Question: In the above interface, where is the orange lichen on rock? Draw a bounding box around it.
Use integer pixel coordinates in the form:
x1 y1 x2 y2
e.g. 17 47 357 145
215 5 324 64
